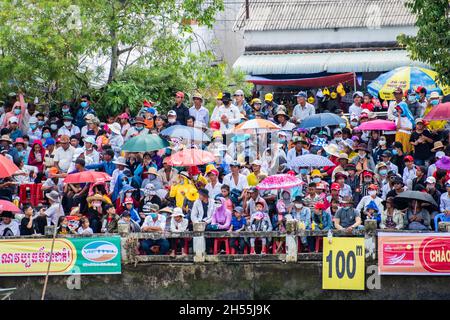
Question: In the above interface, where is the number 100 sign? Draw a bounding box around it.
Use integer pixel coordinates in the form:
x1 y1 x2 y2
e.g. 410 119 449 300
322 237 365 290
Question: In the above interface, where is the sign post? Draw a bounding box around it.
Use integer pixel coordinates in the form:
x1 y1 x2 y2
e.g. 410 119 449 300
322 237 365 290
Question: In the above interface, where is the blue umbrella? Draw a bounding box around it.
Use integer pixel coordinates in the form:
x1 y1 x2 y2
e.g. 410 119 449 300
231 134 251 142
161 125 210 142
299 113 345 129
290 154 335 168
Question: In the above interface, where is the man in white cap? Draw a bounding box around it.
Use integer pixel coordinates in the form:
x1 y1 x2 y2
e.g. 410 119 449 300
349 91 364 117
427 151 445 178
81 136 100 166
8 116 23 141
169 207 189 256
108 122 124 157
27 116 42 143
110 156 129 194
233 89 252 116
292 91 315 124
167 110 180 127
40 190 64 226
57 115 80 138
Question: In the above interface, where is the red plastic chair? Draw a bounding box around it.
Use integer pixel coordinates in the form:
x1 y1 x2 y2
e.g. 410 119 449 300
34 183 45 205
315 237 322 253
19 184 35 205
213 238 230 255
272 241 286 254
230 239 248 254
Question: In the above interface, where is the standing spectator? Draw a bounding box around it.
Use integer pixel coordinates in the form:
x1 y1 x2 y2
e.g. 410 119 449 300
409 118 433 165
348 91 364 117
387 87 404 121
189 92 209 126
292 91 315 124
171 91 189 125
211 92 240 135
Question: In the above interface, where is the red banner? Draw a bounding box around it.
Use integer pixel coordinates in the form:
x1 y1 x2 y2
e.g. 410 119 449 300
247 73 355 87
378 232 450 275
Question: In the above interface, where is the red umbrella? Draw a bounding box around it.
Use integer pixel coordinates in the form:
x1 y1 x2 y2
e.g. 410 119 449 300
166 149 215 166
355 119 396 131
423 102 450 121
0 155 19 178
0 200 20 213
64 171 112 184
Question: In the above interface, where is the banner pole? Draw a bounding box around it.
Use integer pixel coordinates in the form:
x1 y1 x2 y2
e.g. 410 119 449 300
41 222 58 300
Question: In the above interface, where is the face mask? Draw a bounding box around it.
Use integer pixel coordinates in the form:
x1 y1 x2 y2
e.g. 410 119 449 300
408 95 417 103
168 118 176 124
391 149 398 155
351 121 358 127
300 169 308 175
136 126 144 131
122 180 129 185
339 122 346 129
50 124 58 131
379 140 386 146
43 132 51 139
30 124 37 130
312 177 321 183
38 120 45 126
295 204 303 209
62 108 70 114
125 192 132 198
379 169 387 176
279 139 286 144
334 137 342 142
431 99 439 106
14 109 20 115
368 190 377 196
358 151 366 158
81 101 88 108
150 213 158 219
62 224 68 228
64 121 72 127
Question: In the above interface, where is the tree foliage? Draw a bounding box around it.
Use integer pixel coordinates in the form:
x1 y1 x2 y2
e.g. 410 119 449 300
0 0 251 116
398 0 450 85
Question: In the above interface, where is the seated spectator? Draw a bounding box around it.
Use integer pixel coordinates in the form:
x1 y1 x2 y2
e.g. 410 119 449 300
0 211 20 236
169 207 189 256
406 200 431 230
208 197 232 231
249 201 272 255
334 196 362 232
57 216 75 235
101 204 120 233
228 206 247 254
141 209 169 255
380 197 404 230
77 217 94 235
118 211 141 233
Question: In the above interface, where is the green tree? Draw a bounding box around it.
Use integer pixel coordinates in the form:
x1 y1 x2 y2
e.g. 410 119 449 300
398 0 450 84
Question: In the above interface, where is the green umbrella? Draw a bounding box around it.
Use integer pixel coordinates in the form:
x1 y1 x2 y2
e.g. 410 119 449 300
121 134 169 152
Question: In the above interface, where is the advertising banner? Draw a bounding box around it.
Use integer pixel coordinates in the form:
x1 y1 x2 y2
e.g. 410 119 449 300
378 232 450 275
0 236 121 276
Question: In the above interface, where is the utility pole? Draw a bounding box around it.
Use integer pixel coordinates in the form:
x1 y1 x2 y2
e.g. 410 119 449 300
245 0 249 19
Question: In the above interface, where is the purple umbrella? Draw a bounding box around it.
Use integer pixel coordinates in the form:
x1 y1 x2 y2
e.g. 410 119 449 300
436 156 450 170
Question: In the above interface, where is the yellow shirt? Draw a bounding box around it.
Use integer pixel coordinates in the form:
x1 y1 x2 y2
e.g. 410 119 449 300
247 173 259 186
169 178 199 208
424 106 447 131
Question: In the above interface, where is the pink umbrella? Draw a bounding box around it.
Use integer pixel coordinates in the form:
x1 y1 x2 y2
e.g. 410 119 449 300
166 149 215 167
423 102 450 121
256 174 304 190
0 200 21 213
436 156 450 170
355 120 396 131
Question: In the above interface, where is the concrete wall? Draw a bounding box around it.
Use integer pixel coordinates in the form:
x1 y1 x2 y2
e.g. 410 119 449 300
4 262 450 300
245 26 417 51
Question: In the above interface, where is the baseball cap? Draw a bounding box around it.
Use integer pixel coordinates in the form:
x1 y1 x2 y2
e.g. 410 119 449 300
167 110 177 117
330 183 340 191
352 91 363 99
294 91 307 98
233 206 244 213
175 91 185 98
233 89 244 96
264 93 273 102
9 116 18 123
251 160 262 166
436 151 445 159
426 176 436 184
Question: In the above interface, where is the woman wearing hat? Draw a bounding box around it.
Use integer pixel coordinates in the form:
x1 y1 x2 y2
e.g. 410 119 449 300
40 190 64 227
169 207 189 256
86 193 108 233
380 197 404 230
351 144 375 174
423 91 445 132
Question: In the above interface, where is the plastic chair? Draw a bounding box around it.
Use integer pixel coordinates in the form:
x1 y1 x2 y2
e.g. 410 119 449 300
272 241 285 254
230 239 248 254
315 237 322 253
34 183 45 205
434 213 450 231
19 184 35 205
213 238 230 255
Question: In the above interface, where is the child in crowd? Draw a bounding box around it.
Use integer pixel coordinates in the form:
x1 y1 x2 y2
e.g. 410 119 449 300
77 217 94 235
249 202 272 255
228 206 247 254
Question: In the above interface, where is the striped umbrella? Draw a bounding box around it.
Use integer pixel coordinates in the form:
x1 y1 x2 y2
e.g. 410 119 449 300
256 174 304 190
290 154 335 168
368 66 450 100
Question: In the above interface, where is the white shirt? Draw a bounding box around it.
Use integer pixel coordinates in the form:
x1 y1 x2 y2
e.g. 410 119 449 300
211 104 241 134
78 227 94 235
142 214 167 231
45 202 64 226
287 147 310 169
206 182 223 199
82 149 100 166
223 173 249 191
57 125 80 137
189 105 209 125
125 127 149 142
279 121 296 140
349 104 362 117
292 103 315 122
109 134 124 157
42 178 64 193
170 218 188 232
403 166 417 190
0 220 20 236
54 146 76 172
356 195 384 214
385 161 399 175
387 100 401 121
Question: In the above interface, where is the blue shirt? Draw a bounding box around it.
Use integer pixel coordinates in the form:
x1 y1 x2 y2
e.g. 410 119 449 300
75 107 96 128
86 161 115 176
230 216 247 231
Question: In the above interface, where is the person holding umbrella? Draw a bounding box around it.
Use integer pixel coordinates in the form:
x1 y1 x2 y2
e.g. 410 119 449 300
406 199 431 230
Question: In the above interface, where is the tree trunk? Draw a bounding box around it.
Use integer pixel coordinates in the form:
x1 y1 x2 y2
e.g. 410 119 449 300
108 40 119 84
